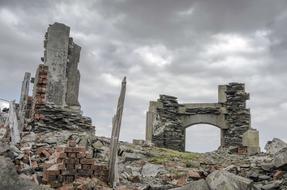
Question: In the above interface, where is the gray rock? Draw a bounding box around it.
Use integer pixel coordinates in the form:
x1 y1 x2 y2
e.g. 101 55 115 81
273 147 287 168
206 170 255 190
261 181 282 190
0 156 52 190
142 163 164 177
265 138 287 155
261 163 274 171
171 179 210 190
123 152 144 162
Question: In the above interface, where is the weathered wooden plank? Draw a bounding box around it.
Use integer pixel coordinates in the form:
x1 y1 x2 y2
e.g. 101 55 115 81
108 77 126 188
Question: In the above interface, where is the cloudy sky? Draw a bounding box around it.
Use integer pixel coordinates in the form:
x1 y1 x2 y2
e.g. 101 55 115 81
0 0 287 152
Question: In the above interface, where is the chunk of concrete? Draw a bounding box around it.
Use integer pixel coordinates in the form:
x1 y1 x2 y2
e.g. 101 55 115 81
273 147 287 169
141 163 164 177
171 179 210 190
206 170 255 190
265 138 287 155
242 129 260 155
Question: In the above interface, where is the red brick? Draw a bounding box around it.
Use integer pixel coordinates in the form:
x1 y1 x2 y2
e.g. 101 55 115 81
82 164 91 170
61 169 77 176
56 152 67 159
65 164 75 170
274 170 284 180
56 146 65 153
64 158 79 164
64 147 85 153
77 169 93 176
80 158 94 165
77 152 86 158
68 140 77 147
85 152 93 158
67 152 76 158
75 164 82 169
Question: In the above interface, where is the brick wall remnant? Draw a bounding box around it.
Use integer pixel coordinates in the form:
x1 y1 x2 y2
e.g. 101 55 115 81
43 140 108 188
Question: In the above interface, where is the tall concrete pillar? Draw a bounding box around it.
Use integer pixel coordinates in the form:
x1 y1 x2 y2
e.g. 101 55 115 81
66 40 81 110
19 72 31 131
44 23 70 106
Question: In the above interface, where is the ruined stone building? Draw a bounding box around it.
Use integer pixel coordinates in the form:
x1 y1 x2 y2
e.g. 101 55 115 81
146 83 260 155
19 23 94 133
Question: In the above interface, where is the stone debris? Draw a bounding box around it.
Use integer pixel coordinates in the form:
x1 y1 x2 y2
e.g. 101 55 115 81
30 104 94 133
273 147 287 169
206 170 255 190
265 138 287 155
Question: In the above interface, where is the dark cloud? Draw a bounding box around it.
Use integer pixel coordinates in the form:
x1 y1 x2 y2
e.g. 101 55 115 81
0 0 287 151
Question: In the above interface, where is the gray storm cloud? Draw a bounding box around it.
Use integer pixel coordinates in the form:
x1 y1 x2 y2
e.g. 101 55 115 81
0 0 287 151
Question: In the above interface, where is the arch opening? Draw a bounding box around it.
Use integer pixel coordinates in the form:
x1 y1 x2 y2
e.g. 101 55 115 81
185 124 221 153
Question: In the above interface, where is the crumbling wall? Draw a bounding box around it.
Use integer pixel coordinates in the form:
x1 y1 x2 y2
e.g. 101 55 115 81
31 64 48 120
146 83 258 153
221 83 251 147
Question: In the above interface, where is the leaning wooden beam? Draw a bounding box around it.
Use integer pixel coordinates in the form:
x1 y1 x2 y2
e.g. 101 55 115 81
108 77 127 188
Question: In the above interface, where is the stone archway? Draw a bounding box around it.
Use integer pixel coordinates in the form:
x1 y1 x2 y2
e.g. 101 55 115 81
145 83 260 154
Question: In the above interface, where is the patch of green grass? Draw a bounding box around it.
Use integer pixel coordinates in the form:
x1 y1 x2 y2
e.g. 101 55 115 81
147 147 200 164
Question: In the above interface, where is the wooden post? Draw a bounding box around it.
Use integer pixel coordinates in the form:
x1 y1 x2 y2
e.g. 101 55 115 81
108 77 126 188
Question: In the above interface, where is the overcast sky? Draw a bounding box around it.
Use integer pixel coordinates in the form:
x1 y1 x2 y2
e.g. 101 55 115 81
0 0 287 152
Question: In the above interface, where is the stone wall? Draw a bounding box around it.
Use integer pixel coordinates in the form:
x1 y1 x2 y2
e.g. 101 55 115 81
146 83 259 153
222 83 251 147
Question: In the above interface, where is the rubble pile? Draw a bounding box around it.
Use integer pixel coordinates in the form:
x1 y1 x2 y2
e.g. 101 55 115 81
29 104 93 133
43 140 108 188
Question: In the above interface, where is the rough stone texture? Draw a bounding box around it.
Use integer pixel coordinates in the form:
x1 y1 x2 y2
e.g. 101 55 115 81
171 179 210 190
242 129 260 155
43 22 82 109
265 138 287 155
141 163 164 177
273 147 287 169
44 22 69 106
222 83 251 147
206 170 255 190
146 83 257 152
18 72 31 131
31 104 94 133
0 156 52 190
65 41 81 109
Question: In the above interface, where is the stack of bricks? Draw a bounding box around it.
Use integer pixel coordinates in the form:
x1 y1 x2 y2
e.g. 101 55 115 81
43 140 108 188
31 64 48 120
